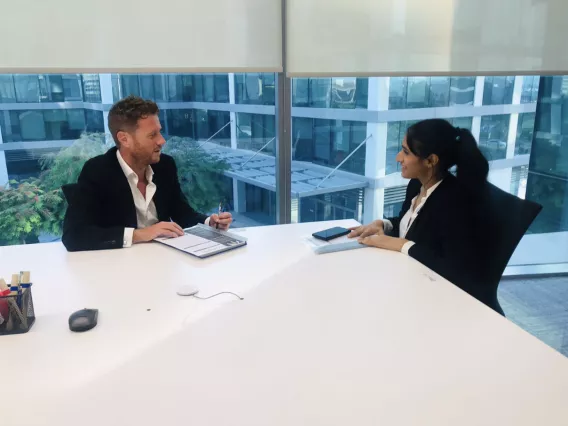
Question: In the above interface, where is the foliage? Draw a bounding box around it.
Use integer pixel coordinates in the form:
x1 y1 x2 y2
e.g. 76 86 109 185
0 179 65 245
0 133 230 245
163 137 231 213
39 133 112 191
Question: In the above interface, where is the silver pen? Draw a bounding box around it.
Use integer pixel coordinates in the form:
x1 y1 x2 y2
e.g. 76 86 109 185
216 202 222 229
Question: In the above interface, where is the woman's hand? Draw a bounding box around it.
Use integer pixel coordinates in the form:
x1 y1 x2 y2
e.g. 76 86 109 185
358 234 408 252
348 220 385 239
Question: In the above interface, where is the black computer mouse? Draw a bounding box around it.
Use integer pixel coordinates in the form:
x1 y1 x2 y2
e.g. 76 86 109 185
69 309 98 332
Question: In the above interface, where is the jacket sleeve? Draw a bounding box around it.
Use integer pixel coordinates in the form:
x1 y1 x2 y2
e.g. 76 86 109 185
168 159 208 228
385 179 420 237
62 161 125 252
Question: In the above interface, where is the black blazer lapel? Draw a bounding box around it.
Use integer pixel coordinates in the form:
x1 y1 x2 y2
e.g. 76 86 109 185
106 148 138 228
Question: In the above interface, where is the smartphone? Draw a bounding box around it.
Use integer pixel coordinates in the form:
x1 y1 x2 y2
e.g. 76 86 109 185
312 226 351 242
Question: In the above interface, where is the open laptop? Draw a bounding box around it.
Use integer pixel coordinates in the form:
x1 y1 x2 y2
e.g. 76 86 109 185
154 224 247 258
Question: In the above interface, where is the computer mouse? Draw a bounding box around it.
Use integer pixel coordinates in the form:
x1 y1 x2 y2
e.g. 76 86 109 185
69 308 98 332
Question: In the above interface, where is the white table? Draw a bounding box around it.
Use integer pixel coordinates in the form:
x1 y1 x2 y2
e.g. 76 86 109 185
2 220 568 426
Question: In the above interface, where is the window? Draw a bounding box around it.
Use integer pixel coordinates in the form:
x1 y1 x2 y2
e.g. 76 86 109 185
120 74 140 97
515 113 535 156
62 75 83 101
521 76 540 103
479 114 510 160
449 77 475 105
237 113 276 155
0 75 16 103
82 74 102 103
330 77 368 109
14 75 40 102
386 120 419 174
483 76 515 105
235 73 275 105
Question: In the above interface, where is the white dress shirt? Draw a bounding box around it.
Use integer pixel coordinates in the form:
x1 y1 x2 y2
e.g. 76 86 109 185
117 151 159 248
383 179 443 255
117 151 212 247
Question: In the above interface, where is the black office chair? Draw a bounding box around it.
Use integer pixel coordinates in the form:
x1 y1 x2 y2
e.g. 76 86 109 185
479 183 542 315
61 183 80 205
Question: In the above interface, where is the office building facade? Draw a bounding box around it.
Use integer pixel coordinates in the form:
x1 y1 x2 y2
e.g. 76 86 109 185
0 73 539 228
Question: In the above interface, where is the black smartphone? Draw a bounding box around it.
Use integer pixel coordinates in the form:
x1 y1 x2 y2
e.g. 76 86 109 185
312 226 351 242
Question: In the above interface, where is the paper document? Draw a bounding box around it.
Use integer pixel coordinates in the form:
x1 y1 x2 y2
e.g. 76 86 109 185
303 234 365 255
155 224 247 258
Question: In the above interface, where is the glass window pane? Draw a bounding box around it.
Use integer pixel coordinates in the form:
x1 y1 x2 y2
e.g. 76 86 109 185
406 77 429 108
389 77 407 109
313 119 332 162
85 109 104 133
193 75 205 102
292 78 309 107
120 75 140 97
82 74 102 103
203 75 215 102
167 75 183 101
484 76 515 105
0 75 16 103
479 114 509 160
292 117 314 161
139 75 155 99
309 78 331 108
14 75 40 102
236 112 252 149
19 110 46 140
331 78 357 109
62 75 83 101
449 77 475 105
214 74 229 103
428 77 450 107
355 78 368 109
515 113 535 156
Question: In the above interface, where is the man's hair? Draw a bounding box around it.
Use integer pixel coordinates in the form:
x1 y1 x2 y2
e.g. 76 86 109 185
108 95 159 145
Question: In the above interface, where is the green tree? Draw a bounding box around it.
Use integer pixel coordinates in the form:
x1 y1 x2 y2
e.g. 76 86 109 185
162 137 231 213
0 179 64 245
0 133 230 246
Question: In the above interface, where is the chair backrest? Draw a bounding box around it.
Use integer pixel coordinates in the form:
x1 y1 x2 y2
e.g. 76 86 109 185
61 183 80 205
481 183 543 285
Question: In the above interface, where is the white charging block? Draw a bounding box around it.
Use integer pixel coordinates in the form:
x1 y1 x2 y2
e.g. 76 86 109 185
177 285 199 297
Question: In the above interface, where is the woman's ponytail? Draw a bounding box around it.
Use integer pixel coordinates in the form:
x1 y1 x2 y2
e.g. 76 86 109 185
406 119 489 195
454 127 489 193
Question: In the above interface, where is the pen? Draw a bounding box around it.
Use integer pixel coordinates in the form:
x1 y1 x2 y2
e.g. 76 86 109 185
216 201 222 229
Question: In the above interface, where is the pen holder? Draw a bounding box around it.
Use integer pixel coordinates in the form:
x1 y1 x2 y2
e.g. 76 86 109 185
0 284 35 335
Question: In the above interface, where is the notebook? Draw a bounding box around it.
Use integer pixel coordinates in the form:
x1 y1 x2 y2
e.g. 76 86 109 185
303 234 365 255
155 224 247 258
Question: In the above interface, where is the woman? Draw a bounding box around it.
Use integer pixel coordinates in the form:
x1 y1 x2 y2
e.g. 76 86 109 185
349 119 501 313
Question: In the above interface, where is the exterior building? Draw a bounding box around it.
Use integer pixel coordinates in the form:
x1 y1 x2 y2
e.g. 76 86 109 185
0 73 539 228
525 76 568 233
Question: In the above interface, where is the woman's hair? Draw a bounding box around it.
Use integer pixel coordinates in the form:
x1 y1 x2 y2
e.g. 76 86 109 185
406 119 489 192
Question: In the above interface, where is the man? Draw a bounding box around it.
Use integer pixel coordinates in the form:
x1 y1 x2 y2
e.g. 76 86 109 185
62 95 232 252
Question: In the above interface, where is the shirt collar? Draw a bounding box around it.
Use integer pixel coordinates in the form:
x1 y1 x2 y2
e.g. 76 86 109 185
424 179 443 197
116 150 154 183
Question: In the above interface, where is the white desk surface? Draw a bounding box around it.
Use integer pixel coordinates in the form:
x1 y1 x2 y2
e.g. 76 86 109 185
2 219 567 426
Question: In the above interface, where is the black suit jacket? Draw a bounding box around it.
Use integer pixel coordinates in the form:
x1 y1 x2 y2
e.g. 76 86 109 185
387 175 499 312
62 147 207 252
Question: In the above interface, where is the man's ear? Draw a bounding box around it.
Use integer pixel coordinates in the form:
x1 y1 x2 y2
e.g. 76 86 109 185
116 130 130 148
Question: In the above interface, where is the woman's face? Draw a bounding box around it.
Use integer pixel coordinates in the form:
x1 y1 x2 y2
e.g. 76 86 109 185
395 137 429 180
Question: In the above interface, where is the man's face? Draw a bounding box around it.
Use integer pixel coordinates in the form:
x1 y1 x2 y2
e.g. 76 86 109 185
119 114 165 165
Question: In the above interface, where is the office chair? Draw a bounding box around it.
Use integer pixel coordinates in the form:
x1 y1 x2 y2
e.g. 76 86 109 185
479 183 542 315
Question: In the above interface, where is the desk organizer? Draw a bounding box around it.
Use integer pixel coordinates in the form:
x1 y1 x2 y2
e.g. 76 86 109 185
0 284 35 335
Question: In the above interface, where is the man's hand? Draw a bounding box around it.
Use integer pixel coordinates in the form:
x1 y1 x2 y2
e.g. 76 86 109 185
348 220 385 239
209 212 233 231
133 221 184 243
358 234 408 252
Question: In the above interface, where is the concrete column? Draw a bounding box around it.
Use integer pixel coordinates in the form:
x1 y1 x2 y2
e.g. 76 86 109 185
228 73 237 150
488 168 512 192
471 76 485 142
363 77 389 223
506 77 524 159
99 74 114 141
0 126 8 187
226 73 245 213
